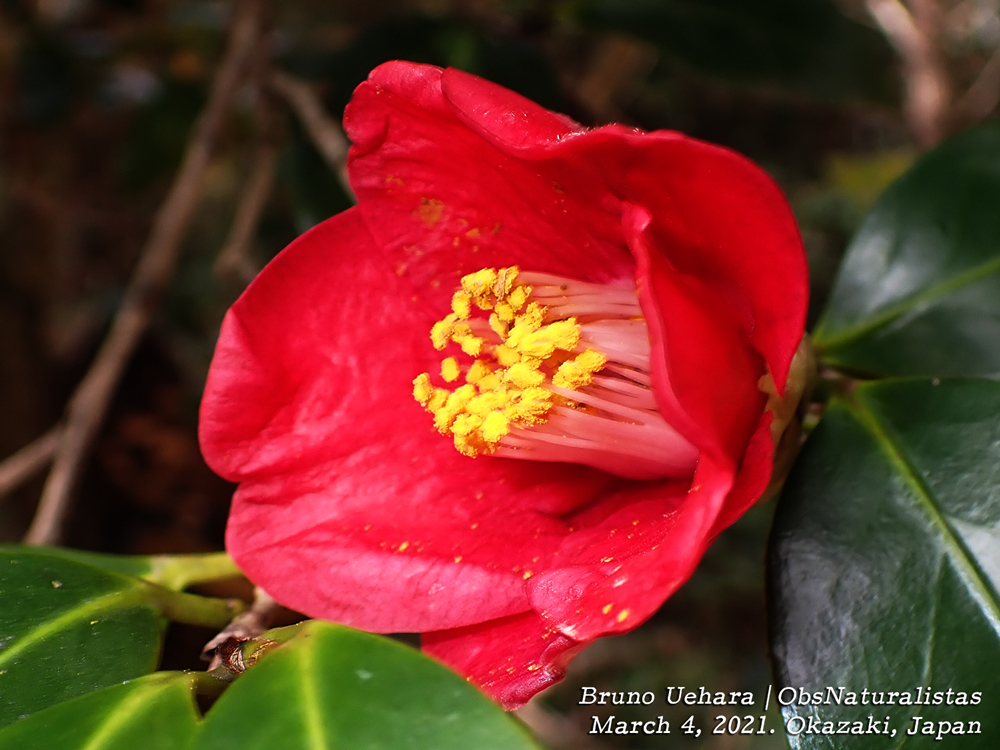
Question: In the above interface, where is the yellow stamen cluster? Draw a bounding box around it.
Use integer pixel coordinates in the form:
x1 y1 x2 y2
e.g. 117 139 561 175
413 267 607 457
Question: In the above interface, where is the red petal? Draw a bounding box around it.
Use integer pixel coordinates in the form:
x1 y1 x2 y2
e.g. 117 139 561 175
439 66 582 149
711 411 776 535
344 61 633 315
527 453 735 642
551 126 808 393
424 612 584 709
200 208 624 632
520 202 777 641
626 202 766 464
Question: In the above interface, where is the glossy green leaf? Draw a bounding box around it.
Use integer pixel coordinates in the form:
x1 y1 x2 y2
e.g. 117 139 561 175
191 621 542 750
0 547 239 727
814 123 1000 377
6 547 244 592
0 672 200 750
577 0 893 101
769 378 1000 749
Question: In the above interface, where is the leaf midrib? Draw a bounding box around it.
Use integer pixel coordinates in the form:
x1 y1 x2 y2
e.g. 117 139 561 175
79 678 179 750
299 640 327 750
816 255 1000 354
846 394 1000 632
0 587 152 668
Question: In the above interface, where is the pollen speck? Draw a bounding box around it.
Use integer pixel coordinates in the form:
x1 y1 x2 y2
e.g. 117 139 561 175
416 197 444 226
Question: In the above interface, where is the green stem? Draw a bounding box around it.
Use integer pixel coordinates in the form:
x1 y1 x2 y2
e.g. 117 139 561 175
147 551 244 591
154 587 246 628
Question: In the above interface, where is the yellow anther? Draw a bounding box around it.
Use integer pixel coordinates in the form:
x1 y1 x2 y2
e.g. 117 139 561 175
415 267 609 459
452 412 483 438
430 313 459 350
493 266 519 297
466 359 493 384
428 389 448 411
481 411 509 443
468 391 505 414
505 387 553 423
513 319 580 359
488 313 508 338
476 373 502 392
441 357 461 382
494 301 515 324
454 333 484 357
508 285 529 312
433 384 476 433
504 361 545 388
494 345 521 367
518 302 545 329
504 304 546 351
553 349 608 389
451 290 472 319
412 373 434 405
461 268 498 309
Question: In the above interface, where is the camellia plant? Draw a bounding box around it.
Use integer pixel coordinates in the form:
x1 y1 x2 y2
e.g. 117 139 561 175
2 57 1000 750
198 60 811 708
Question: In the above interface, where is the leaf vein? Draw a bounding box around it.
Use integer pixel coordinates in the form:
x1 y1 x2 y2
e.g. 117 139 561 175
817 255 1000 353
0 587 150 669
848 397 1000 635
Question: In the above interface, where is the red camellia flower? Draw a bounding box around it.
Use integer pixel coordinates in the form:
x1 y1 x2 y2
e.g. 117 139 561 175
199 61 808 708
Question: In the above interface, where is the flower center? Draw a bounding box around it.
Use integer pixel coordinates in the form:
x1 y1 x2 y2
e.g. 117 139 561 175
412 267 698 480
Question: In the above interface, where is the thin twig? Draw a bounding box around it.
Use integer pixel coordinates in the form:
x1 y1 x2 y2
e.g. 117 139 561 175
23 0 265 546
269 71 353 198
0 426 63 500
865 0 951 148
215 21 278 285
214 139 279 284
953 44 1000 127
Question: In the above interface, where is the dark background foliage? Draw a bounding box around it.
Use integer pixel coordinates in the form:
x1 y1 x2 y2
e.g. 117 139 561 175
0 0 996 746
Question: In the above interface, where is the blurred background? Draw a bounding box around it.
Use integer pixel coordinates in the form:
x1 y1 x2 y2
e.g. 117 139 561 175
0 0 997 747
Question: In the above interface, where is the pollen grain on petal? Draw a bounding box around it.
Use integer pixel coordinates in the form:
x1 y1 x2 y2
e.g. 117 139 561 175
416 197 444 226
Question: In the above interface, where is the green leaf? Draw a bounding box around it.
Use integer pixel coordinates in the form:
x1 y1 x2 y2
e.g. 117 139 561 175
769 378 1000 749
0 547 239 727
577 0 894 101
814 123 1000 377
7 547 243 592
190 621 542 750
0 672 201 750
